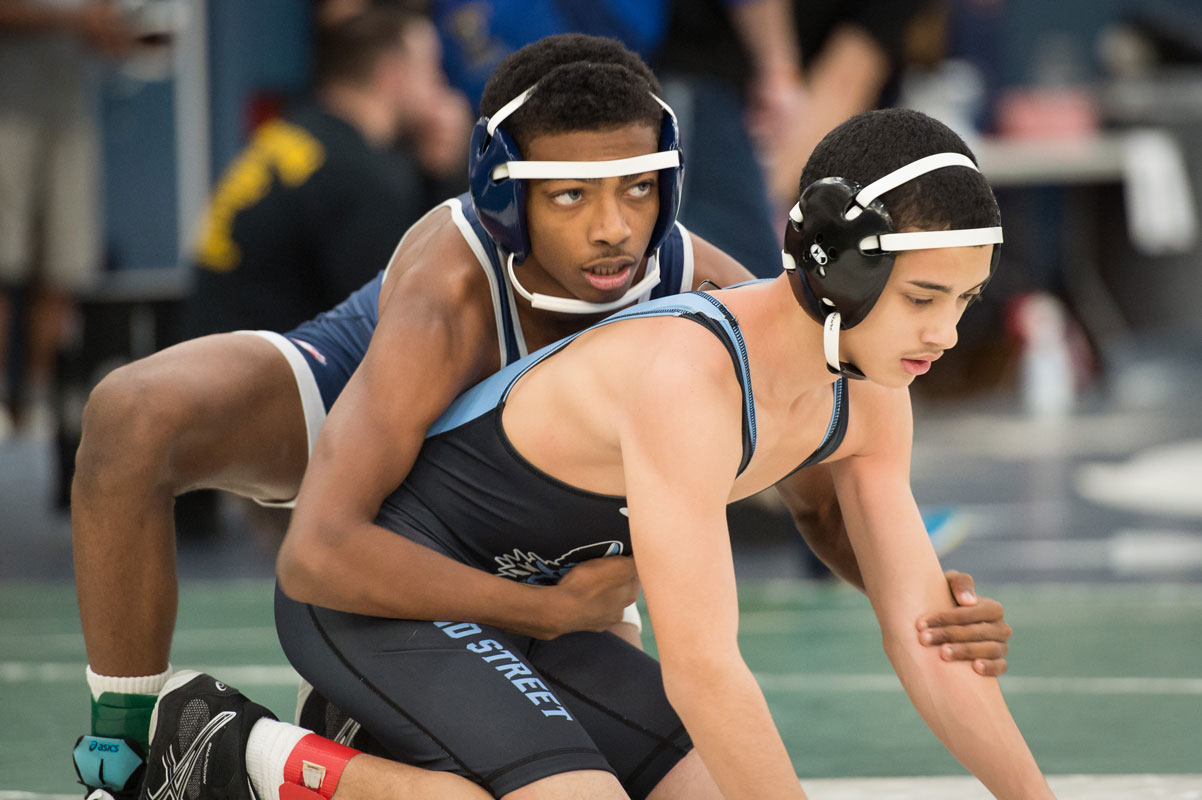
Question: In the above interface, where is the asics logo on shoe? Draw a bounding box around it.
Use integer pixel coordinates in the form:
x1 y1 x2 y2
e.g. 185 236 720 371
215 681 228 692
90 741 122 753
144 711 236 800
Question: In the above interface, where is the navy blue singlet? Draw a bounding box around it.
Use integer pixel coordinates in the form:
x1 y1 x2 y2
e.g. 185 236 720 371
283 193 697 411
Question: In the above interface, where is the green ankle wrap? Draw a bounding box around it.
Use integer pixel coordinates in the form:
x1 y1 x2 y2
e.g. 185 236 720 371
91 692 157 752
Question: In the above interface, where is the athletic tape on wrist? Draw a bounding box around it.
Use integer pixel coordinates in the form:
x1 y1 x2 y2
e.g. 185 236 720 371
283 733 358 799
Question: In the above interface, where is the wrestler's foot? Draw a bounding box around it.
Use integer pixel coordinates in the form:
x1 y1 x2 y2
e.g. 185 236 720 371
73 735 144 800
296 682 386 756
139 671 276 800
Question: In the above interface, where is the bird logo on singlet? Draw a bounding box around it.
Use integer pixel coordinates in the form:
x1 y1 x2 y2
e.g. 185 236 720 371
493 541 624 585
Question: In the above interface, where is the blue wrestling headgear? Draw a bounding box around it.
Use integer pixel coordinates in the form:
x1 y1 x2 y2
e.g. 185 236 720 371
781 152 1003 378
468 84 684 315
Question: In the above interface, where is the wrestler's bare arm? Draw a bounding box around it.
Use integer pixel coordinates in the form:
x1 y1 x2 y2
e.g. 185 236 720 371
688 232 757 288
689 231 1013 674
619 326 807 799
830 383 1051 798
277 218 634 638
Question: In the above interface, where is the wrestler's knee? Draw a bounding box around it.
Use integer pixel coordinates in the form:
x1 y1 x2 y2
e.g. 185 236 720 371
75 358 206 494
646 750 722 800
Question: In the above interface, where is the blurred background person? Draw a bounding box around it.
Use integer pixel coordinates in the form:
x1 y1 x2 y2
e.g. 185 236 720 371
429 0 811 279
429 0 668 112
647 0 932 278
169 3 469 538
180 4 471 338
761 0 934 211
0 0 139 438
654 0 805 278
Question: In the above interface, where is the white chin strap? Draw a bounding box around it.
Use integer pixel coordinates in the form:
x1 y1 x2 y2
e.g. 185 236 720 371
823 310 843 373
506 251 662 315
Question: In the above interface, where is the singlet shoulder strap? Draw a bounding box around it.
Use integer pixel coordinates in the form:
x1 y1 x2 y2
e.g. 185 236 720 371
688 292 756 474
428 292 759 475
648 221 695 299
446 194 524 366
781 377 849 480
500 292 757 473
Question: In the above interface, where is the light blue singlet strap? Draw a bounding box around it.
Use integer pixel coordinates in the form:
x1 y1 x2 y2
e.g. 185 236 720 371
427 292 759 474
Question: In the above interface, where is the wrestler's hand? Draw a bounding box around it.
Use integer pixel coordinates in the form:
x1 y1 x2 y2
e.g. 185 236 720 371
541 557 640 639
415 87 472 179
916 570 1012 676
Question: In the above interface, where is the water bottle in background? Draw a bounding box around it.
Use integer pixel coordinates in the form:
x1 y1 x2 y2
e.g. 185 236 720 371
1011 292 1076 418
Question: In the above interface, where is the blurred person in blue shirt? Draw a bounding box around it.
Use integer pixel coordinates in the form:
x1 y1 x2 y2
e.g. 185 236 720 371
431 0 669 111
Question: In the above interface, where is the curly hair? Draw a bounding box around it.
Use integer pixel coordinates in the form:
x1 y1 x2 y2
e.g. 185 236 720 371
479 34 664 150
799 109 1000 233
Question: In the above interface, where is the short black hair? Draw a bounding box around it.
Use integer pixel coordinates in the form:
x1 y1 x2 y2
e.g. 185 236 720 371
799 109 999 232
312 7 419 89
479 34 664 151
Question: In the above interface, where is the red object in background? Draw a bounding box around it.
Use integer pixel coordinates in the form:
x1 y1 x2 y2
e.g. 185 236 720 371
994 86 1099 140
1005 291 1097 396
244 90 291 137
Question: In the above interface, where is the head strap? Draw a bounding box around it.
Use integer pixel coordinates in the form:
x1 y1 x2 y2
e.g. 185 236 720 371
848 153 979 219
488 86 680 183
493 151 680 181
864 226 1004 253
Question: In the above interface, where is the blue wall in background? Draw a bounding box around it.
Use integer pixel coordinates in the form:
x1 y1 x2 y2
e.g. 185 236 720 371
100 78 178 271
101 0 312 271
994 0 1131 86
207 0 312 179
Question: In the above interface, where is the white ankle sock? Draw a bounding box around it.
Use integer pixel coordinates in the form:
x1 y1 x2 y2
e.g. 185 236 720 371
85 664 173 701
246 718 311 800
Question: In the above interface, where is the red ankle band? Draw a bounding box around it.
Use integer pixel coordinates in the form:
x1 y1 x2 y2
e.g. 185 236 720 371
283 734 358 799
279 784 324 800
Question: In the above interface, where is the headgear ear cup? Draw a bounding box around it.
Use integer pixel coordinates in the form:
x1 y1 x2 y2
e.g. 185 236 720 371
468 113 530 260
783 154 1004 331
651 97 683 253
784 178 897 329
468 87 684 265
